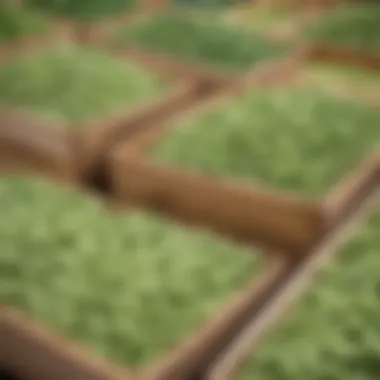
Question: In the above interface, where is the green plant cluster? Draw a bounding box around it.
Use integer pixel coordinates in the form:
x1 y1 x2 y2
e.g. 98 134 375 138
152 89 380 379
153 89 380 195
0 176 258 367
0 45 257 367
0 46 163 123
307 4 380 52
115 13 290 71
0 167 257 368
26 0 137 22
241 213 380 380
0 6 50 41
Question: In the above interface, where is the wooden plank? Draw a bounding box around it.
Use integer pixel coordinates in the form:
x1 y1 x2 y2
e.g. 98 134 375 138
1 308 137 380
111 155 328 256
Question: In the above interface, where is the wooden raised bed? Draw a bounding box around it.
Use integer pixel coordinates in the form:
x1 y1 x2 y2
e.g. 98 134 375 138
0 9 308 175
92 9 298 85
1 7 380 380
101 47 308 156
0 307 135 380
0 105 379 380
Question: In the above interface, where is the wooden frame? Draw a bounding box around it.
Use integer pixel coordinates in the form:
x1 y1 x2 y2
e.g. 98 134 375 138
0 105 379 380
1 2 380 379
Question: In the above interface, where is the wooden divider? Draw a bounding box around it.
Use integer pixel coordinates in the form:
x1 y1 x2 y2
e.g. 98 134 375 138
142 259 290 380
110 154 328 256
242 46 309 87
0 307 136 380
0 107 326 256
325 151 380 224
109 49 306 156
205 152 379 380
75 79 218 180
0 149 378 380
308 44 380 73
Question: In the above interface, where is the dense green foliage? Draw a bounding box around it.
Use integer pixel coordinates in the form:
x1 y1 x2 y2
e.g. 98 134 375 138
0 176 257 367
26 0 136 22
152 89 380 379
307 5 380 52
0 46 163 123
115 13 290 71
1 87 377 374
0 43 258 367
153 89 379 195
1 2 380 376
0 7 50 41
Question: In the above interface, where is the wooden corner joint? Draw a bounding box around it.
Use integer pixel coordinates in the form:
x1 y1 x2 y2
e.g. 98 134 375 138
0 107 328 258
2 109 376 257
